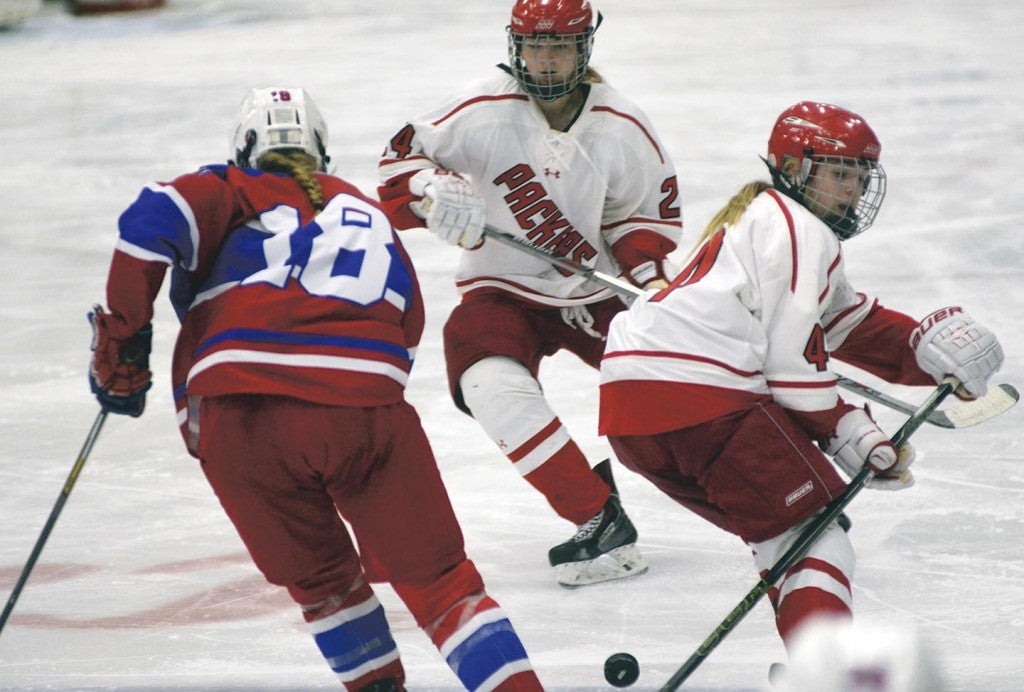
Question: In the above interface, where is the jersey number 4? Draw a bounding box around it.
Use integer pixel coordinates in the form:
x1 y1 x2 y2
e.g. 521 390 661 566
803 324 829 371
652 229 831 372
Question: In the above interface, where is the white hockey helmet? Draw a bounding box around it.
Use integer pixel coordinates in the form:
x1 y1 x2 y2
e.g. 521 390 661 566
230 87 330 171
781 616 946 692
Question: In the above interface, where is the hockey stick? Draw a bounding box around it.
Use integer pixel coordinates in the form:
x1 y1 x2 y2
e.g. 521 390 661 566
481 225 1018 428
658 379 957 691
0 409 108 637
482 225 642 298
836 374 1018 429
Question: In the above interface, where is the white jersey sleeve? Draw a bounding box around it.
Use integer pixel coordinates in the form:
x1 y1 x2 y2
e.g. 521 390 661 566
379 71 682 306
821 276 876 350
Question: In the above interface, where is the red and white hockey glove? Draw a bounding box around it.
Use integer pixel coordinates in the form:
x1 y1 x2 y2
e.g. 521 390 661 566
825 407 914 491
873 444 916 491
910 306 1003 399
89 306 153 417
625 260 669 290
409 168 485 249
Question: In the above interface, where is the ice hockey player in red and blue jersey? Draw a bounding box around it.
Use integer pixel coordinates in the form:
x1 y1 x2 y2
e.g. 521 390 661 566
88 86 544 691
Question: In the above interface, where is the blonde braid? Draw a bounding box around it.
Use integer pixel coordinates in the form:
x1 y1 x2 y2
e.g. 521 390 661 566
690 181 771 252
256 150 325 211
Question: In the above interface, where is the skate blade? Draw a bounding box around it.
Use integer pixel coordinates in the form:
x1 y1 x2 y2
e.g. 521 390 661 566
554 544 649 588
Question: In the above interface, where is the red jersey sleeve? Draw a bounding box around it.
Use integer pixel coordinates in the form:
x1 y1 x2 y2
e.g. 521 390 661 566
834 303 933 386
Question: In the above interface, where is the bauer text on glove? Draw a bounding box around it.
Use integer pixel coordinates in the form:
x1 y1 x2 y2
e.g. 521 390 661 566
910 306 1003 398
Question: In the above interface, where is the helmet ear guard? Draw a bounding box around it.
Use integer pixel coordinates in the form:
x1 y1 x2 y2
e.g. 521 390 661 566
233 129 258 169
763 149 813 197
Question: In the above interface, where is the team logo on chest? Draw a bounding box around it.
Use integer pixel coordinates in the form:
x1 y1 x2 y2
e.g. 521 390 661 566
493 163 596 274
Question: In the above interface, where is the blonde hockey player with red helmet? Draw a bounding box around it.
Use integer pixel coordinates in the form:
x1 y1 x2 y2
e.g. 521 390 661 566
378 0 683 588
599 102 1003 650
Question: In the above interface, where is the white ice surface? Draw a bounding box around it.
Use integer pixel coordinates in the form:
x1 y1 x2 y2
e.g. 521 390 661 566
1 1 1022 690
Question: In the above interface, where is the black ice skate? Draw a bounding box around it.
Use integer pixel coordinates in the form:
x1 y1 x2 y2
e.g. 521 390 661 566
547 460 649 588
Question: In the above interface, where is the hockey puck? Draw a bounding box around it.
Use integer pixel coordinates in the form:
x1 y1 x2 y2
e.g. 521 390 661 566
604 652 640 687
768 661 787 686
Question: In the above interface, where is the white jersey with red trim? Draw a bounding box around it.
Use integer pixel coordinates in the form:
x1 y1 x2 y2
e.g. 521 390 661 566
378 70 682 307
600 188 880 436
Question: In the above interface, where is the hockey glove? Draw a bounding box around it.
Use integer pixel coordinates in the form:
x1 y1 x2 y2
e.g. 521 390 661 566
560 304 604 339
824 406 914 491
871 444 916 491
626 260 669 290
88 306 153 417
409 168 485 249
910 306 1003 399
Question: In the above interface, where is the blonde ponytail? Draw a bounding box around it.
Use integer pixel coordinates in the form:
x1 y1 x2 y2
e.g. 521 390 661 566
256 150 325 211
691 181 771 252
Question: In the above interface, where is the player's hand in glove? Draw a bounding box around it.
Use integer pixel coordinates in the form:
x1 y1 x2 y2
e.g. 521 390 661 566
409 168 485 249
560 304 604 339
626 260 669 290
911 306 1003 399
89 305 153 417
825 406 915 490
870 444 916 491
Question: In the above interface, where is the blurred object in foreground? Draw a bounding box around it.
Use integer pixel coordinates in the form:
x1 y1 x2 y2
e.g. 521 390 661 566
0 0 43 27
781 615 946 692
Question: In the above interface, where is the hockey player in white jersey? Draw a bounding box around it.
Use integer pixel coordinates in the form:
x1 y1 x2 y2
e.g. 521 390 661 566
378 0 682 587
599 102 1003 649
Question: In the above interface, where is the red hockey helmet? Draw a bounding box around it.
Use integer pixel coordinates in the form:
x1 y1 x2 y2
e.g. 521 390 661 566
507 0 600 101
768 101 881 168
766 102 886 239
509 0 597 35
